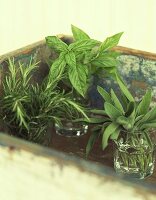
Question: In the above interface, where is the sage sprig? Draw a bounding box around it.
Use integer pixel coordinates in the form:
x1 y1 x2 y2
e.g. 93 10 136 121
86 86 156 156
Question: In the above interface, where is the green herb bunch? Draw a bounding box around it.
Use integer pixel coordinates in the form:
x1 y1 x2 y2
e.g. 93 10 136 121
45 25 123 97
1 58 88 143
86 85 156 156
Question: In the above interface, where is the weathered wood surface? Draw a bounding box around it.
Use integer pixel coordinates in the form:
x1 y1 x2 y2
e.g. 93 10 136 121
1 35 156 62
1 37 156 200
0 133 156 200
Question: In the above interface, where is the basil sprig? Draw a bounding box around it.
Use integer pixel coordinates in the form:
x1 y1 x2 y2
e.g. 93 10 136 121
45 25 123 97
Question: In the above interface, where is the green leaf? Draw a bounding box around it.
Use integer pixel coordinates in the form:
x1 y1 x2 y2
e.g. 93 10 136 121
136 89 152 116
135 115 144 123
91 55 119 68
116 116 129 125
120 93 128 111
90 109 107 115
68 62 88 97
104 102 122 120
143 131 153 149
140 106 156 124
68 39 99 52
65 99 88 119
140 122 156 130
47 52 66 87
110 127 120 140
111 89 124 113
103 51 121 58
71 25 90 41
125 102 135 117
73 117 108 124
128 107 136 128
86 128 101 157
100 32 123 52
102 123 119 150
97 86 112 103
65 51 76 68
45 36 68 52
115 74 134 102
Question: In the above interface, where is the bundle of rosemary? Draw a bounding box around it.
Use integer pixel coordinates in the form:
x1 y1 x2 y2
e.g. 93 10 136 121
0 58 87 144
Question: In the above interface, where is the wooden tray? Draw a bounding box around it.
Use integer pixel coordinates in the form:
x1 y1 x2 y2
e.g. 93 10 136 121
0 37 156 200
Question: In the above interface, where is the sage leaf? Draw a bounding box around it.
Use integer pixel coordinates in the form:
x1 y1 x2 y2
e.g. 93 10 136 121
140 107 156 124
104 102 122 120
102 123 119 150
135 115 144 124
73 117 108 124
86 128 101 156
71 24 90 40
45 36 68 52
100 32 123 52
68 39 99 52
126 102 135 117
140 122 156 130
97 86 112 103
136 89 152 116
110 127 120 140
116 116 129 125
115 74 134 102
111 89 124 113
90 109 107 115
128 107 136 128
143 131 153 149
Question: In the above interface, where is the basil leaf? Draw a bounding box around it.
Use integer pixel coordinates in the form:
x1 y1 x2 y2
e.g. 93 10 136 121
136 89 152 116
48 52 66 84
71 24 90 41
100 32 123 52
102 123 119 150
91 55 119 68
104 102 122 120
68 39 99 52
45 36 68 52
111 89 124 113
103 51 121 58
68 59 88 97
65 51 76 68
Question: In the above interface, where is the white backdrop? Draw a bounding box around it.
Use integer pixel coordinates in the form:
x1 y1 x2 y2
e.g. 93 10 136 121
0 0 156 55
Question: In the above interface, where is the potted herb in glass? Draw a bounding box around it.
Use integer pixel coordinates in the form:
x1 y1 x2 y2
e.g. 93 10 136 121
85 85 156 179
45 25 123 136
0 58 88 144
